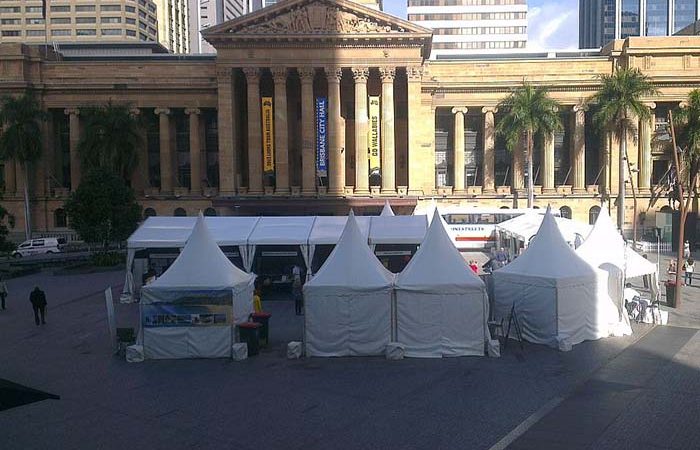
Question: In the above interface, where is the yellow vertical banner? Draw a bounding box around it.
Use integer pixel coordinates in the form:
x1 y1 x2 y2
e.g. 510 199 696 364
368 96 381 176
262 96 275 173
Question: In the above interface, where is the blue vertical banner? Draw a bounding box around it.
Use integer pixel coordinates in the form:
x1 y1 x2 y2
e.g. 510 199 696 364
316 97 328 177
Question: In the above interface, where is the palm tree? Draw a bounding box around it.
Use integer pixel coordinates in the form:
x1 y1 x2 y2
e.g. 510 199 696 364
77 103 142 181
0 92 47 240
496 83 563 208
588 67 659 235
668 89 700 306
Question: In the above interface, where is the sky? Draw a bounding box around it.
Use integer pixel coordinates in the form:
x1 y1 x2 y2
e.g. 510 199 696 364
382 0 579 50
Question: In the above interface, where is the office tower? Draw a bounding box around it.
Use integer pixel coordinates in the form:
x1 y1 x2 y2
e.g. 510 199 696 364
580 0 700 48
189 0 247 53
407 0 528 58
0 0 158 45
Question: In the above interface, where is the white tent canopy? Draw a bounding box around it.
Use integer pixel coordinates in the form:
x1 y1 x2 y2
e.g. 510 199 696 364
246 216 316 272
140 214 255 359
395 211 491 357
496 212 591 246
493 208 628 350
369 215 427 245
304 213 395 357
577 208 658 279
380 200 395 216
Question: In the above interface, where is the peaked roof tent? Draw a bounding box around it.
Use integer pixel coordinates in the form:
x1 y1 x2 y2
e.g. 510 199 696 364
306 212 394 290
397 210 483 292
148 214 254 290
496 212 591 245
380 200 395 217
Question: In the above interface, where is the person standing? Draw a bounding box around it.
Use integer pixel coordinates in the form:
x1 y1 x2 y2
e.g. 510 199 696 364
0 277 7 310
29 286 47 325
685 258 694 286
684 240 691 259
292 279 303 316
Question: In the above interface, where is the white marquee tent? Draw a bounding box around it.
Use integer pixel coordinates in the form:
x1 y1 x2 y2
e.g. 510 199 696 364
493 208 628 350
304 213 395 357
380 200 395 216
495 212 591 247
395 211 491 357
369 215 427 246
140 214 255 359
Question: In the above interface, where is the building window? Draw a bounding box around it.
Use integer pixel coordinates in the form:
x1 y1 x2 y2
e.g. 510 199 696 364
75 5 96 12
26 30 46 36
126 29 137 37
1 31 21 37
54 209 67 228
589 205 601 225
560 206 572 220
76 29 97 36
50 6 71 13
101 17 121 24
25 6 43 13
52 29 71 36
100 5 122 12
51 18 72 24
1 19 21 25
174 208 187 217
125 6 136 13
26 18 45 25
102 29 122 35
144 208 157 218
204 208 217 217
76 17 96 24
0 7 21 13
126 18 136 25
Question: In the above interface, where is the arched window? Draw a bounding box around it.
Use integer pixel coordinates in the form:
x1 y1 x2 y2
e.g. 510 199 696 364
174 208 187 217
54 208 67 228
589 205 601 225
659 205 673 214
499 206 510 209
144 208 157 218
533 206 540 209
204 207 217 217
560 206 572 220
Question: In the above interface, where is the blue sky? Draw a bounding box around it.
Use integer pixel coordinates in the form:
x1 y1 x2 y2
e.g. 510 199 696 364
383 0 579 50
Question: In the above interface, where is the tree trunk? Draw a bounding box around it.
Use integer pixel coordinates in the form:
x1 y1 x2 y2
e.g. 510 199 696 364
22 164 31 240
527 129 534 208
624 146 638 245
617 125 626 232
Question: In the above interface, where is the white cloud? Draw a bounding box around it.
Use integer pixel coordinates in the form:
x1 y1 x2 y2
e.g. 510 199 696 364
527 3 579 50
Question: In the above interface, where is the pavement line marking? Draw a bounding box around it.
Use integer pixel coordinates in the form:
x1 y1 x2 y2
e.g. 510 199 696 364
487 395 564 450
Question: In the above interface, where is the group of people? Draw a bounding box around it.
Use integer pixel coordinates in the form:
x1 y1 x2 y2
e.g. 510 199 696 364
666 241 695 287
0 278 48 326
481 247 511 273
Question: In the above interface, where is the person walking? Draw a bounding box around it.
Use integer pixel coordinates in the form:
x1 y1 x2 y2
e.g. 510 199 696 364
29 286 47 325
292 279 303 316
685 258 694 286
0 277 7 310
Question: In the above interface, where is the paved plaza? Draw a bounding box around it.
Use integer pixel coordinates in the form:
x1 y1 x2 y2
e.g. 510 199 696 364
1 259 700 450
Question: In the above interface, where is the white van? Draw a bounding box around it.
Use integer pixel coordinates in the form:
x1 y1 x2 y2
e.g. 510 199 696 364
12 238 61 257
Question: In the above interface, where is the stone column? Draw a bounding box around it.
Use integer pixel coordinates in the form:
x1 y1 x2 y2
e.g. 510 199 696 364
407 66 426 195
217 67 236 196
271 66 290 195
154 108 173 194
299 67 316 195
482 107 497 192
185 108 202 193
379 67 396 194
571 105 586 193
543 131 555 192
64 108 81 191
638 102 655 191
326 67 345 196
452 107 468 193
243 67 263 195
512 135 524 190
352 66 370 195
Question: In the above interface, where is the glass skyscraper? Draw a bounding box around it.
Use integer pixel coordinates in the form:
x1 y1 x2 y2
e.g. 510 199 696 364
580 0 699 48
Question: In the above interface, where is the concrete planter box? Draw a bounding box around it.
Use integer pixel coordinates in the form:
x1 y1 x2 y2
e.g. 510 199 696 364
466 186 482 195
144 187 160 197
397 186 408 196
317 186 328 196
264 186 274 196
202 187 218 198
556 185 573 195
437 186 453 196
343 186 354 196
370 186 381 196
496 186 511 195
290 186 301 197
586 185 599 194
173 187 189 197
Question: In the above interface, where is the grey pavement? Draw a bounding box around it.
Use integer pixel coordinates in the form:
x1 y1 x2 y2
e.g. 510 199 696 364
0 267 699 450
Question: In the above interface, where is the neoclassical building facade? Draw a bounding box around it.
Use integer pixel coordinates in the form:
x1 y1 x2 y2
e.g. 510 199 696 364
1 0 699 238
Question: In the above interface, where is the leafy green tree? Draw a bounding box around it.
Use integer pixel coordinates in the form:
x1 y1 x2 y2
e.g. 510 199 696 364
668 89 700 306
77 103 142 180
588 67 659 235
496 83 563 208
64 169 141 249
0 92 47 240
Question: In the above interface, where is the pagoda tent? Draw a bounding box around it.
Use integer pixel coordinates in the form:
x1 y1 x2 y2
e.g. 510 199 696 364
304 213 394 357
140 214 255 359
493 208 625 350
380 200 395 216
395 211 491 357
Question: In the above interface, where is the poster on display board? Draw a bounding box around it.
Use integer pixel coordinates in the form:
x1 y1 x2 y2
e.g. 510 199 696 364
262 97 275 173
316 97 328 177
142 290 233 328
368 96 381 177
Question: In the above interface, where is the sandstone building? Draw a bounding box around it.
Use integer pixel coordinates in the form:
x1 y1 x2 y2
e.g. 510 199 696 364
0 0 698 240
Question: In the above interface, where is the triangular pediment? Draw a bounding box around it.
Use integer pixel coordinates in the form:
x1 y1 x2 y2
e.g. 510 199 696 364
203 0 432 40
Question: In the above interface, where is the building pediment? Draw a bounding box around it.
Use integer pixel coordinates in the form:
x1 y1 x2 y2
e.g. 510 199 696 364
202 0 432 57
